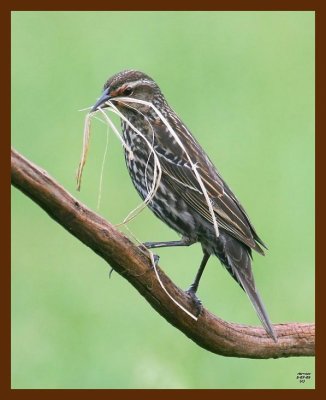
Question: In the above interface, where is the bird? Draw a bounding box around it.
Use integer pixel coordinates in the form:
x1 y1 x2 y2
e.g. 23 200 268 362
91 69 276 341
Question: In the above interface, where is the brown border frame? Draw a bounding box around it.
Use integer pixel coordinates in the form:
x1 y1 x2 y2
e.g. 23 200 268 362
5 1 321 399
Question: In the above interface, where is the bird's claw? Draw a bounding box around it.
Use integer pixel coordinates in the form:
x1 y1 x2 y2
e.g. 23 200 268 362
152 253 160 266
138 244 160 268
185 286 203 317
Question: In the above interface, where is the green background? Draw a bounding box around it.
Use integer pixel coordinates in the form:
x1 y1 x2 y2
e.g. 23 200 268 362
11 11 315 389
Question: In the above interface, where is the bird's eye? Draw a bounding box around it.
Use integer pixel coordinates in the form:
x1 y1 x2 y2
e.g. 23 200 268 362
123 87 133 96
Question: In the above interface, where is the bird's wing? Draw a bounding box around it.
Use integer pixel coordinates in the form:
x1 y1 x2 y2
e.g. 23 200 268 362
153 117 266 254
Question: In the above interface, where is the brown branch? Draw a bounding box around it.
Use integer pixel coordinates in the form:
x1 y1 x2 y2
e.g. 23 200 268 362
11 147 315 359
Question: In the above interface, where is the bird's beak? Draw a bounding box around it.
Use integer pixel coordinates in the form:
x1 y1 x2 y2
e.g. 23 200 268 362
91 88 111 113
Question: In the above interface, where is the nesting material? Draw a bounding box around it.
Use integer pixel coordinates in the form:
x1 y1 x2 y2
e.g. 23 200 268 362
76 96 221 321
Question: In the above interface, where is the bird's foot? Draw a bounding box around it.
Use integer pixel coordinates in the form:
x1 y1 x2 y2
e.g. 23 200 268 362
151 253 160 267
138 244 160 269
185 285 203 317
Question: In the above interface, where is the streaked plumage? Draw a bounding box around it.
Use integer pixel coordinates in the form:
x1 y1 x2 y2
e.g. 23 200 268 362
91 70 276 340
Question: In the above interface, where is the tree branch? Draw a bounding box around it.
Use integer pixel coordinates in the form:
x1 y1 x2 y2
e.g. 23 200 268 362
11 148 314 358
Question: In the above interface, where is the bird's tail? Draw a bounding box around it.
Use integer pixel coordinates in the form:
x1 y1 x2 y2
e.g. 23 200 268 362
217 236 277 341
234 268 277 342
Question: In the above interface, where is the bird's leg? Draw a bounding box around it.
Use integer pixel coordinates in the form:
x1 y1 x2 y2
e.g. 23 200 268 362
140 237 195 271
186 252 210 315
142 237 194 267
187 252 210 294
142 236 195 249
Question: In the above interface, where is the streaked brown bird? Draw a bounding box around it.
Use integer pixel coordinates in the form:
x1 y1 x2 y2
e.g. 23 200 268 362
91 70 276 340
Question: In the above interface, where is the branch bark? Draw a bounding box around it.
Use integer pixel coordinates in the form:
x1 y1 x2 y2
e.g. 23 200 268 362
11 148 315 359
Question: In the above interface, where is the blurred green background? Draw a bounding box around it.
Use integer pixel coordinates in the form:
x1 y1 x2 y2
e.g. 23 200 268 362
11 11 315 389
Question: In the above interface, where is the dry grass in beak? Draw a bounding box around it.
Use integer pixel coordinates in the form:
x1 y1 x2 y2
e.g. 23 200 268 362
76 112 92 191
76 99 199 321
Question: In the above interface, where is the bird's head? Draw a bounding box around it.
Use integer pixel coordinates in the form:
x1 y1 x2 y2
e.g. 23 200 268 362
91 70 163 114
